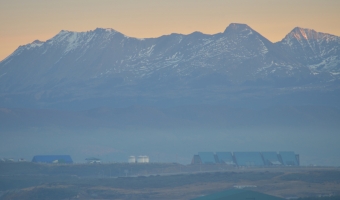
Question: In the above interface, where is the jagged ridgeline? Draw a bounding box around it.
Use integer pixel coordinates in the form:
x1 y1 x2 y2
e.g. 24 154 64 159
0 23 339 109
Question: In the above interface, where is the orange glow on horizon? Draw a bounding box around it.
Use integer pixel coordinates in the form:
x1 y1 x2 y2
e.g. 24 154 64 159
1 0 339 61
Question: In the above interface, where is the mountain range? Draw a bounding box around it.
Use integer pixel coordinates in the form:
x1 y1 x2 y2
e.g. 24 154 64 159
1 24 340 165
0 23 340 109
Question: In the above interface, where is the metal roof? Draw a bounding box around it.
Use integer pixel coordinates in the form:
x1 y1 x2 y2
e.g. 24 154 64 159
193 189 284 200
198 152 216 164
261 152 282 165
279 151 298 166
32 155 73 164
216 152 234 164
234 152 264 166
85 157 101 161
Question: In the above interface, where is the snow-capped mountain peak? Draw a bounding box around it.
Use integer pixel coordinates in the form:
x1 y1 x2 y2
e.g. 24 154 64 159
0 23 340 109
283 27 340 43
94 27 118 33
25 40 44 49
278 27 340 75
285 27 326 42
224 23 251 32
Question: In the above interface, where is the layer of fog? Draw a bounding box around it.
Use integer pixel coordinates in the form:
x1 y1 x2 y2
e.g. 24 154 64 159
1 125 339 166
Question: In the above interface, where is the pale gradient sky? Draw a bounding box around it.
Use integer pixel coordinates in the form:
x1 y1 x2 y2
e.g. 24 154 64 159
0 0 339 61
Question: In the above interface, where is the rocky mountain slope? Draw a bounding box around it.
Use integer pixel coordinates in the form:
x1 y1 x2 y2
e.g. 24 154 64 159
278 27 340 75
0 23 339 109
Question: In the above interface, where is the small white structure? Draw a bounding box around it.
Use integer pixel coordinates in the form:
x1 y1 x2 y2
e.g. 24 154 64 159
233 185 257 189
128 156 136 163
144 156 149 163
85 157 101 164
137 156 144 163
137 156 149 163
2 158 14 162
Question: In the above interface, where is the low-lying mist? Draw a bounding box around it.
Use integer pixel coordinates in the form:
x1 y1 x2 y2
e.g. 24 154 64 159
1 105 339 166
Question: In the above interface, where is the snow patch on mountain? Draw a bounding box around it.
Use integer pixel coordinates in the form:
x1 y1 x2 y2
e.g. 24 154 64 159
309 56 340 72
279 27 340 76
26 40 44 49
1 23 340 99
64 32 81 54
138 45 155 57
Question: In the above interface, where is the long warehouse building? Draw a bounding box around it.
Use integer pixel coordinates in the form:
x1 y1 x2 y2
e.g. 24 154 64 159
192 151 299 166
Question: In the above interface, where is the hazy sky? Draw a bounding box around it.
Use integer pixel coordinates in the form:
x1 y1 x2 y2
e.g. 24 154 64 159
0 0 339 61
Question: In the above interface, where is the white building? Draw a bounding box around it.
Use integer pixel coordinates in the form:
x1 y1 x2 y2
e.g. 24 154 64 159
128 156 136 163
137 156 149 163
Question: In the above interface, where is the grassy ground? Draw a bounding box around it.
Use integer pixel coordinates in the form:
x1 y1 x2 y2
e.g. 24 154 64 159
1 163 340 199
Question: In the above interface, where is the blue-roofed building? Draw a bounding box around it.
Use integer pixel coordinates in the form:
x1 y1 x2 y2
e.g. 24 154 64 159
261 152 282 165
279 151 298 166
216 152 235 165
234 152 264 166
192 189 284 200
198 152 216 164
32 155 73 164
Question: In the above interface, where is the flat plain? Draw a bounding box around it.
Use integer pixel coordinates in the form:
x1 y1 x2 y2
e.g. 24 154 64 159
1 163 340 199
